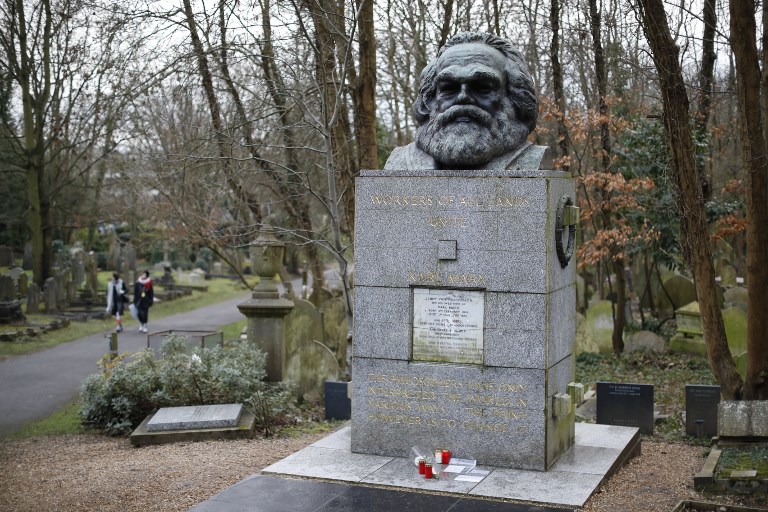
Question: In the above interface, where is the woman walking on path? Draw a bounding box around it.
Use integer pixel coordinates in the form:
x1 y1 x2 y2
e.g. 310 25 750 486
134 270 154 333
106 272 128 332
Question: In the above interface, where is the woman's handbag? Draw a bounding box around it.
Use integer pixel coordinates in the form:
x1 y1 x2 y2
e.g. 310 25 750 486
129 303 138 319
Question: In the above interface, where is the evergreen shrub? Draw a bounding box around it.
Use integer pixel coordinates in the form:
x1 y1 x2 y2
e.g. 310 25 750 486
80 335 295 435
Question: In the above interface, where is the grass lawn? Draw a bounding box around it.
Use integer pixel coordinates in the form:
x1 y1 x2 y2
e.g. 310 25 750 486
0 276 255 359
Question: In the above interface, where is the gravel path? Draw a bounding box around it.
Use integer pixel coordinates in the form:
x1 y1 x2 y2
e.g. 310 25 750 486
2 433 766 512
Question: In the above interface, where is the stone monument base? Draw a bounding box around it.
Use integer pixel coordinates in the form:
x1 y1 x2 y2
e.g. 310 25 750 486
263 423 640 508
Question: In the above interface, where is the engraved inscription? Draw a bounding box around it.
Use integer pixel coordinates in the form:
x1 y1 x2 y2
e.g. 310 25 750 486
370 194 530 209
412 288 484 364
365 372 530 434
407 271 487 286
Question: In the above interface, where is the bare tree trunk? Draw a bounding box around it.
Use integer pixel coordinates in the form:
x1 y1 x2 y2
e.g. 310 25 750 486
589 0 624 353
637 0 742 399
354 0 378 170
695 0 716 201
550 0 569 170
730 0 768 399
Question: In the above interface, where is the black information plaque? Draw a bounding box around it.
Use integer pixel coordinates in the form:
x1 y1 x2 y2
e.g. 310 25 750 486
596 381 654 434
685 384 720 438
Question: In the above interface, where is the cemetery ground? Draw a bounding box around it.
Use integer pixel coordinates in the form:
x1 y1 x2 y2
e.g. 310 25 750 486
2 350 767 512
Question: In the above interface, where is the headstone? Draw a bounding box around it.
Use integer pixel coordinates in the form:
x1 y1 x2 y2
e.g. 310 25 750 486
43 277 58 312
318 297 349 373
723 307 748 378
109 239 121 270
86 252 99 297
72 257 85 287
723 286 748 313
18 273 28 297
8 266 23 284
596 382 654 434
145 404 243 432
586 300 614 354
719 265 737 287
66 280 77 302
55 272 67 304
575 312 600 354
718 401 768 438
22 242 32 270
0 245 13 267
0 275 15 301
624 330 666 353
284 299 337 398
685 384 720 439
26 283 40 313
676 301 703 337
122 242 137 271
660 274 697 313
324 381 351 420
308 286 333 308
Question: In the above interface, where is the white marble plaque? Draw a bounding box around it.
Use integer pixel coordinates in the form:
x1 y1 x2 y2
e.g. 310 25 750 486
412 288 484 364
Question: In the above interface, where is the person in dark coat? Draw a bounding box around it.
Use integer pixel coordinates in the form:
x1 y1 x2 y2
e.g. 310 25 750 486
106 272 128 332
133 270 154 333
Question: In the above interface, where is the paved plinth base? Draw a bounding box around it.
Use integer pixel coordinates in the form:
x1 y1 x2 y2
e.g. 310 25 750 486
130 410 256 447
255 423 639 509
189 474 570 512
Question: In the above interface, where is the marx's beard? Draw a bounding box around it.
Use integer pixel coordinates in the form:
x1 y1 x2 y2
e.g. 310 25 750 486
416 102 529 168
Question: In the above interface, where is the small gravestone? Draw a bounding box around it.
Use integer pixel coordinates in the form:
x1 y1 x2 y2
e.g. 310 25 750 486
122 242 137 271
723 287 748 313
145 404 243 431
718 401 768 438
624 330 666 353
308 286 333 308
26 283 40 313
86 252 99 297
43 277 58 312
72 257 85 287
586 300 614 353
22 242 32 270
596 382 654 434
8 267 23 285
324 381 351 420
0 245 13 267
0 275 24 323
685 384 720 438
18 273 28 297
720 265 737 287
0 275 14 301
575 313 600 354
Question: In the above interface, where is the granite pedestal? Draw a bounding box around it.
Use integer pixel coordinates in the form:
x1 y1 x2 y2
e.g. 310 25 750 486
352 168 578 471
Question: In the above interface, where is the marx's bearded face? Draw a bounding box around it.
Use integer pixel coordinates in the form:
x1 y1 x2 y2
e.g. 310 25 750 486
416 43 529 169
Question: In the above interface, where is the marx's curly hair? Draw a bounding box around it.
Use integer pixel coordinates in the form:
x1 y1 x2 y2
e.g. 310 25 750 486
413 32 538 133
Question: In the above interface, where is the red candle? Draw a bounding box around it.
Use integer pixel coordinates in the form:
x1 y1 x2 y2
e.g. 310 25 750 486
424 463 433 478
418 458 426 475
442 449 451 464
